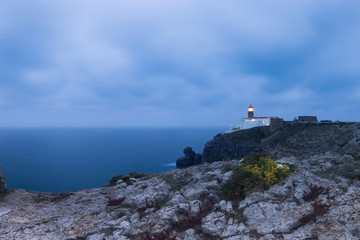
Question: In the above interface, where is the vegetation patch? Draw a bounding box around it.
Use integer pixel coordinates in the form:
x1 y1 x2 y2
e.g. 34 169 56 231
222 152 291 200
300 199 331 224
142 231 176 240
117 211 126 218
32 192 74 203
299 184 331 224
109 171 155 186
107 197 125 206
221 162 234 174
140 184 148 189
137 198 168 214
302 184 330 202
154 197 169 209
171 194 217 233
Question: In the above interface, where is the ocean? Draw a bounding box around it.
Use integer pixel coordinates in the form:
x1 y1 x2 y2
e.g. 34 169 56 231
0 128 223 192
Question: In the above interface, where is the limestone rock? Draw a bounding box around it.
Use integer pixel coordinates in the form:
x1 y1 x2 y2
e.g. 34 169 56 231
244 201 306 235
201 212 226 236
184 229 202 240
220 222 248 238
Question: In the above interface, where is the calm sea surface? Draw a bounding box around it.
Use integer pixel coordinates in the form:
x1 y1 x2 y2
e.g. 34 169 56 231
0 128 223 192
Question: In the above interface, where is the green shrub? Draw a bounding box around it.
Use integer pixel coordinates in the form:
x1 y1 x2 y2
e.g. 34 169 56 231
222 154 291 200
109 171 155 186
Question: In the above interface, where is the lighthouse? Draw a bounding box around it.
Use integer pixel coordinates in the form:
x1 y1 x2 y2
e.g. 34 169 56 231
227 104 281 132
248 105 254 119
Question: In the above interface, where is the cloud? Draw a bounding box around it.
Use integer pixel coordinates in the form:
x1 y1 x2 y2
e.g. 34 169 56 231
270 87 314 102
1 0 360 126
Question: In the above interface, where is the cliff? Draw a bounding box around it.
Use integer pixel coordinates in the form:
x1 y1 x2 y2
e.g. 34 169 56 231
0 167 6 194
1 122 360 239
201 126 272 163
202 122 360 163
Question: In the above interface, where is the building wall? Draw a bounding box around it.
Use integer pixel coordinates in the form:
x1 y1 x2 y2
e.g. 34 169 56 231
298 116 318 123
270 118 284 132
240 118 270 130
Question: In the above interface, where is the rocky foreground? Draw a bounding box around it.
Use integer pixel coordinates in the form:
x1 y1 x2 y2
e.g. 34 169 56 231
1 122 360 240
0 155 360 240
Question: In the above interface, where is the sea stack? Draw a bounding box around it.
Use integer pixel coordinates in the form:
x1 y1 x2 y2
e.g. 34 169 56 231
176 147 201 167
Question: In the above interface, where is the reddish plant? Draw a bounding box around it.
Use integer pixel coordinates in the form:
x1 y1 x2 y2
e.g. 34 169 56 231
138 207 148 212
137 199 154 212
177 204 211 230
312 199 331 217
300 199 331 223
302 184 329 202
214 206 226 213
199 194 216 211
107 197 125 206
143 231 176 240
117 211 126 218
182 209 203 229
140 184 148 189
174 194 218 230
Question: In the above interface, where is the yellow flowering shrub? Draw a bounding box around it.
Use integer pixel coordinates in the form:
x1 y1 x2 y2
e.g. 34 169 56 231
222 153 291 200
242 157 290 185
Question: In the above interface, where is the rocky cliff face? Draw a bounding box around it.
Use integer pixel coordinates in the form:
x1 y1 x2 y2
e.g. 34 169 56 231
1 122 360 240
0 167 6 193
201 127 271 163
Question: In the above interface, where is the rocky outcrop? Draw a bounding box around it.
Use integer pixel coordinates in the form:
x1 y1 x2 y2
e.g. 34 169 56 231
0 161 236 240
202 122 360 164
176 147 201 167
0 167 6 193
265 122 360 159
2 149 360 239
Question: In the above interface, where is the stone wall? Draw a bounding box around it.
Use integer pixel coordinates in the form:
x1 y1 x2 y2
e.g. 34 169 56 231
298 116 318 123
261 130 287 148
270 118 284 132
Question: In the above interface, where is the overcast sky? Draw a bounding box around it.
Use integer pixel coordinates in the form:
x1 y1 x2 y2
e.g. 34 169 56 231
1 0 360 127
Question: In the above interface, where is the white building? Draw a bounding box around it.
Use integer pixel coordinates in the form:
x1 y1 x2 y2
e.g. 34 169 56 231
228 105 280 132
